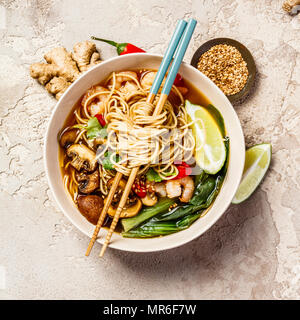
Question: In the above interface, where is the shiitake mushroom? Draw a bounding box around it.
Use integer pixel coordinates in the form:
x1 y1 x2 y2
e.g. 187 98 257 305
59 129 78 149
77 195 103 225
76 170 100 194
67 144 97 172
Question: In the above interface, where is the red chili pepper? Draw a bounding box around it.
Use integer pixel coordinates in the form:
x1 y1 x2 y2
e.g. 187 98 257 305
120 43 146 55
172 162 192 180
91 36 145 55
132 180 147 198
174 73 184 87
91 36 184 86
95 114 106 127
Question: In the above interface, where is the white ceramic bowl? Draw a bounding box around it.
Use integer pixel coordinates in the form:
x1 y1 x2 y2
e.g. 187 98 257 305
44 53 245 253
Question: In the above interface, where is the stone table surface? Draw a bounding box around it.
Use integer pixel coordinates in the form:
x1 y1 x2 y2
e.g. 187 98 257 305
0 0 300 300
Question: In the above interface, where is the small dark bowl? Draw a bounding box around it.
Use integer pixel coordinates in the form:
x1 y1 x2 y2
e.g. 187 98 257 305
191 38 256 104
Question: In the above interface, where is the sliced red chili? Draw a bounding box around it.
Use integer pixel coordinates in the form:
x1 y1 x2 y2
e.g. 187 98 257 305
174 73 184 87
132 180 147 198
172 162 192 180
95 114 106 127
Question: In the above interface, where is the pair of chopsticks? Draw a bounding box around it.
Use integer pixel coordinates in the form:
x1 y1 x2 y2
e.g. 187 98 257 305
86 18 197 257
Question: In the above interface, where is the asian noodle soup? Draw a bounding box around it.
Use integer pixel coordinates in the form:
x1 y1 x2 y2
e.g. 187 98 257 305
58 69 228 238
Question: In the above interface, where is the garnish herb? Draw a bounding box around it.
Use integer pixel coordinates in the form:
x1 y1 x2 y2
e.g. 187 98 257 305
86 117 107 139
101 151 120 170
146 168 163 182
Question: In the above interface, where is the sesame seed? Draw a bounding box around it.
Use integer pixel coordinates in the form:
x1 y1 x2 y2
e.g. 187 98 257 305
197 44 249 96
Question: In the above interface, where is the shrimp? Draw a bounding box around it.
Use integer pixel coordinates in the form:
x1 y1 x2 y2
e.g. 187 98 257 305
108 71 138 89
141 71 188 96
118 81 138 101
153 182 167 198
81 85 109 116
147 180 167 197
166 176 194 203
141 71 166 90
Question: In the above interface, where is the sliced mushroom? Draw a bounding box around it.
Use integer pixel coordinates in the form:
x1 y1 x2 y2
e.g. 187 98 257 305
105 197 142 218
141 192 158 206
76 170 99 194
59 129 78 148
77 195 104 225
107 178 126 191
93 136 106 146
67 144 97 172
105 178 142 218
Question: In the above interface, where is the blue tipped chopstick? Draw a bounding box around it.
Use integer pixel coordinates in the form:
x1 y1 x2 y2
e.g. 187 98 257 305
162 19 197 95
149 19 187 96
153 18 197 115
98 18 197 257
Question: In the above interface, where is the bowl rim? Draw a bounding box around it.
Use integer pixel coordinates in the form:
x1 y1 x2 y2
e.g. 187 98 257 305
44 52 245 253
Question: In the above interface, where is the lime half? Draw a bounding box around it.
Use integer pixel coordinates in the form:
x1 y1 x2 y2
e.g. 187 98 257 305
232 143 272 204
185 100 226 175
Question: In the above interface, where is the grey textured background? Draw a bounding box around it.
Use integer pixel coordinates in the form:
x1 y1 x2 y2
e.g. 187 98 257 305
0 0 300 299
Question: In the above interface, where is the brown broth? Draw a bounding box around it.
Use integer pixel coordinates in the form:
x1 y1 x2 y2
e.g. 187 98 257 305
184 79 211 107
59 70 212 231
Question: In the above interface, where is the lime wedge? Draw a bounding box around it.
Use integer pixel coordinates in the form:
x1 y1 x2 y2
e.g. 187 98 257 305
185 100 226 174
205 104 226 137
232 143 272 204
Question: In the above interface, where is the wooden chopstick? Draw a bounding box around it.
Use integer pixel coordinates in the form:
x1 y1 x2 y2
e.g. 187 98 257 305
85 171 122 256
85 95 157 256
97 92 170 257
99 19 197 257
85 20 188 256
99 166 140 256
99 96 169 257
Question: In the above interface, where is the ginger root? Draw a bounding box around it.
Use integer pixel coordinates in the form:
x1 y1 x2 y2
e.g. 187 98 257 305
45 77 70 100
72 41 101 72
30 41 101 100
283 0 300 14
